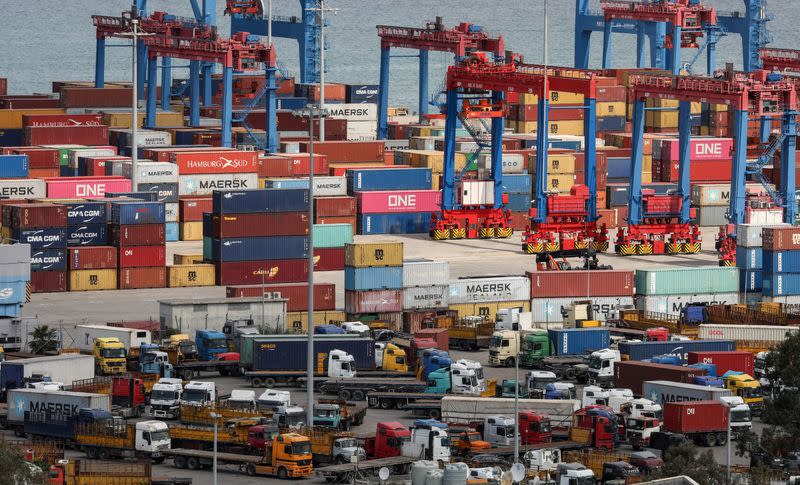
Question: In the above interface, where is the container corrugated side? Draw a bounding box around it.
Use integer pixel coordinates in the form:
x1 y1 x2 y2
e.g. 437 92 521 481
344 289 403 313
344 242 403 268
635 292 739 316
403 259 450 287
763 226 800 251
687 351 755 377
346 167 432 191
313 223 353 248
344 266 403 291
69 269 117 291
762 273 800 296
634 267 738 296
403 285 449 310
212 236 309 262
167 264 216 287
763 249 800 273
618 339 736 361
698 324 798 345
530 296 634 323
643 382 732 407
736 246 762 270
449 300 531 318
527 270 634 298
358 213 432 235
736 224 789 248
6 389 110 424
449 276 530 304
547 328 610 356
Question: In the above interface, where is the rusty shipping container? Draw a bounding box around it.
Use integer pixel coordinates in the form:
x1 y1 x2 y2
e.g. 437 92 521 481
298 140 385 163
762 226 800 251
118 246 166 268
345 289 403 314
68 246 118 270
118 267 167 289
614 360 707 396
226 283 336 311
110 224 166 246
527 270 634 298
414 328 449 352
212 212 309 238
314 247 345 271
6 203 67 228
25 126 109 145
179 198 212 222
30 271 67 293
60 87 133 108
315 196 357 217
10 148 60 169
214 259 309 286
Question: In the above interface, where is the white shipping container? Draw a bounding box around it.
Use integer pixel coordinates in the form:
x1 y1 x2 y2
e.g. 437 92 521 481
61 324 151 352
635 292 739 316
454 141 479 152
699 324 798 344
441 396 579 426
745 209 783 225
530 296 634 323
68 148 116 169
7 353 95 384
457 180 494 207
760 295 800 304
449 276 530 304
403 259 450 287
117 129 171 147
120 161 179 184
0 179 46 198
326 103 378 122
690 183 731 207
164 203 179 222
478 153 525 173
178 173 258 196
6 389 109 425
403 285 449 310
346 121 377 141
262 176 347 197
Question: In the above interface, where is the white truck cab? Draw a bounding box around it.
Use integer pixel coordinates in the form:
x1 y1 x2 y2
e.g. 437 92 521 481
524 448 562 474
449 361 481 396
582 385 610 407
527 370 557 398
150 378 183 419
720 396 752 431
622 398 663 420
607 388 634 413
275 405 306 428
27 381 65 391
135 420 171 455
401 420 450 461
180 381 216 407
342 322 370 336
227 390 256 410
488 329 520 367
456 359 485 392
483 415 516 447
328 349 357 378
587 348 620 388
257 389 291 412
555 463 595 485
626 415 662 449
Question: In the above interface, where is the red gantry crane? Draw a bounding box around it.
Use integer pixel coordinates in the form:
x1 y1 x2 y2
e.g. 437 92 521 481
760 48 800 74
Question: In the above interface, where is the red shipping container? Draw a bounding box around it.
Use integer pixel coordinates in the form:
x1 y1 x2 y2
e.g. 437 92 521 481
226 283 336 311
414 328 449 352
0 78 6 96
179 198 213 222
10 148 60 169
762 226 800 251
212 212 309 238
596 85 627 102
515 104 585 122
687 351 755 377
509 211 529 230
0 98 61 109
259 153 329 177
110 224 166 246
142 147 234 163
215 259 309 285
29 168 60 178
527 270 634 298
345 289 403 314
60 87 132 108
298 141 385 163
315 196 357 217
22 113 104 128
68 246 118 270
357 190 441 214
316 215 356 227
170 150 259 174
614 360 706 396
660 159 732 183
663 401 729 434
597 208 618 228
6 203 67 228
328 164 389 177
314 247 345 272
118 245 166 268
30 271 67 293
118 267 167 289
25 126 109 146
45 176 130 199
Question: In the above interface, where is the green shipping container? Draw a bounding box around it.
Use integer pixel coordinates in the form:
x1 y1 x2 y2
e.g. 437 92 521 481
203 236 212 261
313 223 353 248
635 267 739 296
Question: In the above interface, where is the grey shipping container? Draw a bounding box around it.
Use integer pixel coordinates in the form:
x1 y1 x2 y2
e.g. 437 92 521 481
6 388 110 425
695 205 727 227
449 276 529 304
403 259 450 287
242 334 374 371
403 285 449 310
635 292 739 316
641 380 732 406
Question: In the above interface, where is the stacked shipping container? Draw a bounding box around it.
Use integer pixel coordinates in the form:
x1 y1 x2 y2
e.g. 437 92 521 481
112 201 167 289
344 242 404 330
634 267 739 316
4 204 68 293
761 227 800 299
527 270 634 324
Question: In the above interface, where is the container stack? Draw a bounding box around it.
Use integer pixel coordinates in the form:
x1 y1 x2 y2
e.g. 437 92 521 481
528 152 576 195
208 188 310 287
633 267 739 316
111 201 167 289
0 244 31 316
527 271 634 326
761 227 800 301
4 203 68 293
313 223 353 273
120 161 180 241
344 242 404 331
402 259 450 333
509 91 586 136
178 197 211 241
595 85 627 134
448 275 531 319
64 200 117 292
735 224 767 297
500 174 532 217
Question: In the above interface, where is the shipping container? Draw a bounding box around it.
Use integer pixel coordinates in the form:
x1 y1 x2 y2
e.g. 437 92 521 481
345 242 403 268
762 249 800 273
12 228 67 250
402 285 449 310
449 276 530 304
315 196 356 217
548 328 610 356
414 328 450 352
212 236 309 262
65 224 107 246
211 212 309 238
242 334 374 371
619 339 736 362
211 188 309 214
110 224 166 246
314 247 345 272
111 201 165 225
6 388 109 425
214 259 309 286
64 202 106 225
118 267 167 289
170 150 259 174
0 155 29 178
441 396 579 427
357 190 441 214
167 264 215 288
261 176 346 197
179 198 212 222
449 300 531 318
614 361 707 396
118 245 166 268
0 179 46 198
736 224 789 248
687 351 754 377
69 268 117 291
527 270 634 298
26 126 109 145
762 226 800 251
698 324 798 346
345 289 403 313
45 176 131 199
344 266 403 291
736 246 762 270
6 204 67 228
530 296 634 324
68 246 117 270
347 167 431 191
403 259 450 287
299 140 384 163
635 292 740 316
258 153 329 177
4 353 95 389
634 267 739 296
178 173 259 196
358 212 432 235
762 272 800 296
283 310 347 333
644 382 732 406
225 283 335 312
30 249 67 272
662 400 730 435
30 270 67 293
313 223 353 248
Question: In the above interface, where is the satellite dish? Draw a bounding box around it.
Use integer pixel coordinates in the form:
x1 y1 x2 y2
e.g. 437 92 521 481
531 477 541 485
378 467 390 481
511 463 526 483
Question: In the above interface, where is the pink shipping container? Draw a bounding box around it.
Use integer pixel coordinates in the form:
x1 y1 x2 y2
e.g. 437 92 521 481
526 270 634 298
118 245 166 268
660 138 734 162
345 289 403 314
357 190 442 214
170 151 259 174
45 176 131 198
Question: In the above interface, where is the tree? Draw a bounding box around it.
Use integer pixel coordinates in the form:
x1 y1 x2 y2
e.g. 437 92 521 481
0 441 46 485
27 325 57 354
754 331 800 454
651 441 727 485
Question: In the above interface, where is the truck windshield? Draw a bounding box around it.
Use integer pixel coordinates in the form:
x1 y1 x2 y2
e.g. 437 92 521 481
731 409 751 423
149 430 169 443
474 367 484 380
588 355 602 370
101 348 126 359
141 353 157 364
229 400 254 409
498 425 515 437
182 389 207 402
741 387 762 399
286 414 306 427
531 377 556 390
490 336 503 348
340 362 353 372
540 420 551 433
207 339 227 349
179 343 197 355
151 390 177 401
439 436 451 447
626 418 644 431
315 408 337 418
291 441 311 455
339 438 358 448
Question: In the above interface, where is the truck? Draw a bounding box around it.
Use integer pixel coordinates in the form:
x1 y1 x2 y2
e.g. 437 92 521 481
520 329 610 380
225 390 256 410
586 348 621 388
551 463 596 485
75 420 171 461
618 339 736 362
317 377 425 401
5 388 110 436
169 420 271 454
562 450 643 483
139 346 240 380
180 381 216 407
245 349 357 387
625 414 662 449
23 408 114 441
448 316 494 350
256 389 291 412
440 396 579 433
1 354 95 394
519 411 552 445
167 433 313 478
194 330 229 361
661 400 730 447
365 363 483 410
63 324 151 372
722 372 764 415
400 419 450 461
614 361 707 396
374 342 409 372
640 380 732 406
482 415 516 446
719 396 752 431
151 378 184 419
238 334 374 373
71 375 149 418
300 427 365 465
47 459 192 485
312 399 366 430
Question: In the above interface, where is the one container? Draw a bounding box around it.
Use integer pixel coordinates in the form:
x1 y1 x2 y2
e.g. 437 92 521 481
635 292 739 317
687 351 755 377
449 276 530 304
357 190 441 213
167 264 216 287
118 266 167 289
346 167 432 191
698 324 798 346
69 269 117 291
762 226 800 251
344 266 403 291
212 236 310 262
527 271 634 298
212 188 309 214
68 246 117 270
214 259 309 286
547 328 610 356
313 223 353 248
614 361 707 396
345 242 403 268
358 213 432 235
44 176 131 198
225 283 336 312
345 289 403 313
118 245 166 268
634 267 739 296
403 285 449 310
618 339 736 362
403 259 450 287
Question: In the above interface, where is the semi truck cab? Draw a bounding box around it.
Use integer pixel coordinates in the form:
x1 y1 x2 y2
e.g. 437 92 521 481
275 406 306 428
195 330 228 361
227 390 256 410
257 389 291 412
364 422 411 459
622 398 663 420
545 382 576 400
313 403 342 428
135 420 172 455
150 378 183 419
374 342 408 372
483 415 516 446
555 463 595 485
93 338 127 375
139 349 174 377
265 433 313 477
456 359 485 392
520 330 549 367
401 419 450 461
328 349 357 378
527 371 557 398
587 348 620 387
488 330 519 367
519 411 552 445
167 334 198 362
719 396 752 430
626 416 662 449
180 381 216 407
722 372 763 414
425 364 480 395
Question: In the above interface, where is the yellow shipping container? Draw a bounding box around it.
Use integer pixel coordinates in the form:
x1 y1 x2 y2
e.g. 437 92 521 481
519 91 585 106
69 269 117 292
699 126 710 136
710 103 729 112
410 150 466 172
180 222 204 241
345 242 403 267
449 301 531 319
546 174 576 193
103 110 183 129
691 102 702 114
173 253 203 265
528 153 576 175
597 102 626 117
642 155 653 173
430 175 441 191
652 111 679 128
515 120 584 136
168 264 215 287
0 109 66 129
285 311 347 333
642 171 653 184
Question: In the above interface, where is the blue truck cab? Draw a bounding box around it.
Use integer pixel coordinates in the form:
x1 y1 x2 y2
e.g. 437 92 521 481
421 349 451 380
693 375 724 387
195 330 228 361
315 324 346 334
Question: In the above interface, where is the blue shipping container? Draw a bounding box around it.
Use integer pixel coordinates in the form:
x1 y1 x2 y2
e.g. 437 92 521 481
506 193 531 212
65 202 106 225
347 168 432 192
548 140 582 151
111 201 166 225
763 249 800 274
60 166 78 177
138 183 179 203
0 360 23 390
212 236 310 262
597 116 626 132
0 129 23 147
106 191 159 202
344 266 403 291
0 155 29 178
30 249 67 272
740 269 763 292
165 222 179 242
212 188 309 214
358 213 432 235
251 336 374 371
202 212 212 238
619 339 736 362
547 328 610 356
0 281 27 305
66 224 108 246
736 246 762 270
762 272 800 296
501 174 532 194
607 157 632 179
277 97 310 110
12 228 67 249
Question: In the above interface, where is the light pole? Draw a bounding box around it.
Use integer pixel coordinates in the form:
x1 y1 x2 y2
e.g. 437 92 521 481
293 105 329 426
513 349 520 462
306 1 338 142
210 411 221 485
723 401 733 483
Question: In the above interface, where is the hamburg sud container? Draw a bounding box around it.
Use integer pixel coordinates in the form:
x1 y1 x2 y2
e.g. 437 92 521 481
345 289 403 313
687 351 755 377
527 271 633 298
634 267 738 295
618 339 736 362
547 328 610 356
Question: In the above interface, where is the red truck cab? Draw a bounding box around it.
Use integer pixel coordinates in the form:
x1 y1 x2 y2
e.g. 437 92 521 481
645 327 669 342
574 406 617 450
364 422 411 458
247 423 280 452
111 377 146 414
518 411 552 445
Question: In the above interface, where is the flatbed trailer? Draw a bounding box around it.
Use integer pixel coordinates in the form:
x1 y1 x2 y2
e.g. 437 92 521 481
366 391 444 410
404 399 443 419
315 456 415 483
174 359 241 380
448 323 494 351
317 378 425 400
166 448 312 478
468 439 589 458
245 370 326 387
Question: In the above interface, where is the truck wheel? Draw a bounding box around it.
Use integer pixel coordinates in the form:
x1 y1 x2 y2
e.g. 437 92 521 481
565 368 577 380
705 433 718 447
187 457 201 470
264 377 276 387
339 390 352 400
99 448 111 460
219 368 230 377
352 390 365 401
716 432 728 446
335 456 346 465
85 447 99 459
395 401 407 410
152 457 165 464
174 456 187 469
278 467 288 479
379 399 392 410
504 357 515 367
251 377 264 387
246 464 257 476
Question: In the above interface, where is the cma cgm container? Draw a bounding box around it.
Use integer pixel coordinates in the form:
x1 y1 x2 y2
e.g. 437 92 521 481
344 266 403 291
212 188 309 214
687 351 755 377
548 328 610 356
634 267 739 295
242 335 374 371
527 270 634 298
619 339 736 362
5 389 110 427
643 381 732 406
614 361 707 397
449 276 530 304
346 167 432 191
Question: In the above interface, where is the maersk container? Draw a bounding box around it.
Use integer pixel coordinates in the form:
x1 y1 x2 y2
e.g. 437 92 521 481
111 201 165 225
403 285 449 310
358 212 432 235
763 249 800 274
740 270 762 292
449 276 530 304
736 224 788 248
698 324 798 346
244 335 374 371
619 339 736 362
736 246 762 270
212 188 310 214
347 167 432 191
212 236 310 262
403 259 450 287
313 223 353 248
11 228 67 249
634 267 738 296
530 296 634 323
547 328 610 356
635 292 739 316
762 272 800 296
261 176 347 197
0 155 29 178
344 266 403 291
6 388 110 425
641 381 732 406
2 353 95 389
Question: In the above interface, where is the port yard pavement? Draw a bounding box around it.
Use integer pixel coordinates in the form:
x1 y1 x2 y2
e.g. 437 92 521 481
21 228 721 325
